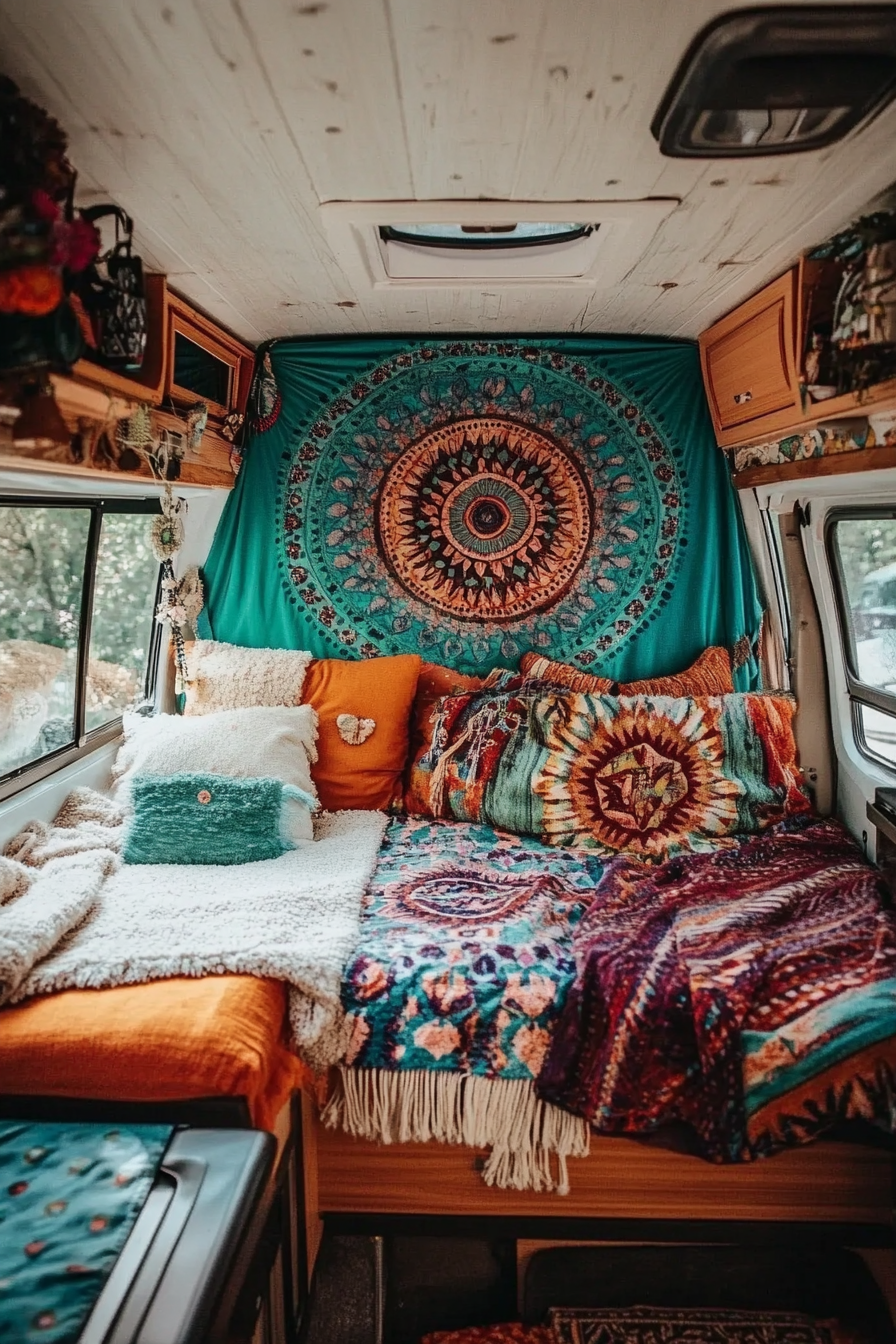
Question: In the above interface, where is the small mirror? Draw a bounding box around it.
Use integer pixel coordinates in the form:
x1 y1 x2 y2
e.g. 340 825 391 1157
173 331 231 406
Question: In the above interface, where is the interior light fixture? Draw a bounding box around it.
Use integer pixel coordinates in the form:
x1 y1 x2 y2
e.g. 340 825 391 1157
652 6 896 156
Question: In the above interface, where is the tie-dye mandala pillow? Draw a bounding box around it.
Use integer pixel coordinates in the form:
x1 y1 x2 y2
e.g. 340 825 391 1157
417 674 812 857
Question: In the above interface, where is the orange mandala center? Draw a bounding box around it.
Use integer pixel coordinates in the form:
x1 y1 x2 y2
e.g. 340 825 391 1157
377 416 593 621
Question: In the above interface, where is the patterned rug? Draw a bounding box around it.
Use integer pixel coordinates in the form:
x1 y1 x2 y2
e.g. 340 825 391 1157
546 1307 846 1344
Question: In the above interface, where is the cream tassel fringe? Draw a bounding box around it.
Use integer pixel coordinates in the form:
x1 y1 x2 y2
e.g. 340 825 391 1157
321 1067 590 1196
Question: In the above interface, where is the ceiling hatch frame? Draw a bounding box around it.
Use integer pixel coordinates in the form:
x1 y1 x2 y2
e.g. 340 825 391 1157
319 199 679 290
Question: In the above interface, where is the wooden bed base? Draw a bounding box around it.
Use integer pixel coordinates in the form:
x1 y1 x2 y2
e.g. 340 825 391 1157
305 1100 894 1239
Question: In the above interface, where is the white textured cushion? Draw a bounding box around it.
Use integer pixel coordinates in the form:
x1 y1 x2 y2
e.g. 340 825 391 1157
113 705 319 843
184 640 312 716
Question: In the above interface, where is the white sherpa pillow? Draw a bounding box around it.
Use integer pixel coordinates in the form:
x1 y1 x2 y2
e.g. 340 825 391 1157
184 640 312 716
113 705 319 843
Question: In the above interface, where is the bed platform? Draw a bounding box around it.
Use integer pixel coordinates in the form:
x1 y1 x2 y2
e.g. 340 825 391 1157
308 1104 895 1244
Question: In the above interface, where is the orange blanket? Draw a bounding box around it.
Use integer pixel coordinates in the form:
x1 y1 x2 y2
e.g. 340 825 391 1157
0 976 311 1131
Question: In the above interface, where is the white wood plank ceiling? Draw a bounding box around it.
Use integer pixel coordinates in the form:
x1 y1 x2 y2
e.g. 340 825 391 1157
1 0 895 345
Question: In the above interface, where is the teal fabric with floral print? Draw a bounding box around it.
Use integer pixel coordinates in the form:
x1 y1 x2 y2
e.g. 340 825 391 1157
200 336 764 688
341 815 603 1079
0 1121 172 1343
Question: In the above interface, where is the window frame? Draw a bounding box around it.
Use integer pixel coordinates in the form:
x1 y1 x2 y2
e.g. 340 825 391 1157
0 494 162 801
825 505 896 771
761 506 792 675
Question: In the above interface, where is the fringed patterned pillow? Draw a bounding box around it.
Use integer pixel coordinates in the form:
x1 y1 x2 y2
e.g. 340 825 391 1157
403 661 488 814
415 675 811 858
619 645 734 697
520 645 735 698
519 652 616 695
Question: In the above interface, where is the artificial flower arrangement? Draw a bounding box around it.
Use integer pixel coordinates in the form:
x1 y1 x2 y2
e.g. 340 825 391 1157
0 74 101 368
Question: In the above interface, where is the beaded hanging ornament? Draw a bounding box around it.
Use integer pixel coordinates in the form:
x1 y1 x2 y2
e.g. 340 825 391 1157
151 486 203 695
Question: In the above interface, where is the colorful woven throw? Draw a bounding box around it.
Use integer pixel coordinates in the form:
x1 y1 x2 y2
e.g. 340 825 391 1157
537 816 896 1159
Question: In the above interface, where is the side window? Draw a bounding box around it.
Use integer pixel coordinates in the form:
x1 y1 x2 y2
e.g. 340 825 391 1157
0 498 160 790
827 511 896 770
86 513 161 733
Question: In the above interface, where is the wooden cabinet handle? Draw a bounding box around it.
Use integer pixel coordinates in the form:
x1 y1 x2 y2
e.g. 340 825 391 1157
733 390 753 405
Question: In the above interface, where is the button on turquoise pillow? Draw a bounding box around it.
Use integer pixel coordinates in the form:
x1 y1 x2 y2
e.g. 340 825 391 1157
123 773 318 866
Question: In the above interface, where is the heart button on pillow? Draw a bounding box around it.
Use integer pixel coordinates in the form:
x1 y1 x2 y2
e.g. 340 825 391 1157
336 714 376 746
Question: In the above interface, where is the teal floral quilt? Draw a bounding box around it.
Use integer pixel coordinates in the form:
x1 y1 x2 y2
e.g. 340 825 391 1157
341 816 603 1079
0 1121 172 1343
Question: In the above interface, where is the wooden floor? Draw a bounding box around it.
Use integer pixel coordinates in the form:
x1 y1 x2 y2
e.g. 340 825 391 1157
313 1111 894 1227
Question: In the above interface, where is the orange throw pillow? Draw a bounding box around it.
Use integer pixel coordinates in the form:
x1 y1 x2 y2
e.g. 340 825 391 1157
404 661 486 814
519 651 615 695
619 646 734 697
303 654 421 811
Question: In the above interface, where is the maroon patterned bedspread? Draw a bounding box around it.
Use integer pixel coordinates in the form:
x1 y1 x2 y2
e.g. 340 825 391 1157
536 817 896 1159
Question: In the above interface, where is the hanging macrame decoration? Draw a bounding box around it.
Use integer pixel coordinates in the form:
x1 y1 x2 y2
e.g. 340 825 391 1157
150 486 203 695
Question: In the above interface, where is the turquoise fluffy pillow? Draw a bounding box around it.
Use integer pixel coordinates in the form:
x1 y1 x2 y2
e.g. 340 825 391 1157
123 773 317 866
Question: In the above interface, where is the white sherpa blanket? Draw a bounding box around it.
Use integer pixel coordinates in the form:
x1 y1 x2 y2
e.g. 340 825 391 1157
1 788 387 1070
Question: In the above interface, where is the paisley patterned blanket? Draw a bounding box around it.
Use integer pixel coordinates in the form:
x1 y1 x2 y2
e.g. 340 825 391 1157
537 817 896 1159
341 815 603 1079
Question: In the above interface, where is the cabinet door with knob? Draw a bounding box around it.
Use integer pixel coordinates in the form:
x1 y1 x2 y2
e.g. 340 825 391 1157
699 269 802 447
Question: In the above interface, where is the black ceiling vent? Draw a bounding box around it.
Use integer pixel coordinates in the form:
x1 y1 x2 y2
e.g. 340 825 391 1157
652 6 896 156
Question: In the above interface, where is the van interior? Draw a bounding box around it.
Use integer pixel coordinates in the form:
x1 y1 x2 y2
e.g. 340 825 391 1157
1 3 896 1342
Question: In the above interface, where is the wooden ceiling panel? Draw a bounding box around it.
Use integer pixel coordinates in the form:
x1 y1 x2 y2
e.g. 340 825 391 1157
0 0 895 343
233 0 414 203
387 0 711 203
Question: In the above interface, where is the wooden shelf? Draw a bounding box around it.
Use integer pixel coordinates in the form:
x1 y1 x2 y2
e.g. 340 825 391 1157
2 277 249 491
794 377 896 432
8 374 236 490
49 373 136 427
734 444 896 490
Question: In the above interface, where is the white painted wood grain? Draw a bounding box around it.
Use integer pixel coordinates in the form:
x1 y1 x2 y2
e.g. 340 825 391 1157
1 0 895 341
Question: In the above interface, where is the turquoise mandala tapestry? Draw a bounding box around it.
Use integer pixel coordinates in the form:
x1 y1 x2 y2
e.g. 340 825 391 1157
201 337 764 685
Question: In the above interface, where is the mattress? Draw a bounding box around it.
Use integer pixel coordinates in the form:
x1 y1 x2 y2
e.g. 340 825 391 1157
0 975 309 1131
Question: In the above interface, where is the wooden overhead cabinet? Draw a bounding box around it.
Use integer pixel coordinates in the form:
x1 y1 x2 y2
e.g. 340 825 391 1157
699 271 802 448
166 291 253 430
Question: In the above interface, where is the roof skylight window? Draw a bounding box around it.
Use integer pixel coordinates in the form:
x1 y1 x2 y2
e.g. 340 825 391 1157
379 223 593 249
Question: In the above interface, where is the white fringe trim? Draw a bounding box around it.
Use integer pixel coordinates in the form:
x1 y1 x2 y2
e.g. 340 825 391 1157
321 1067 590 1195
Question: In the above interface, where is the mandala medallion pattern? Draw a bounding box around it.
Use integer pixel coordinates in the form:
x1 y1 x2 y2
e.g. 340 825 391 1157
535 698 744 856
378 417 592 621
278 342 687 671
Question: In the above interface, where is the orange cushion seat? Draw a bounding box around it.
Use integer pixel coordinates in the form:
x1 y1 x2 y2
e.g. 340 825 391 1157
0 976 308 1132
